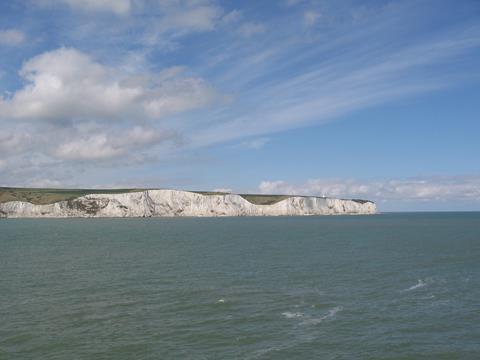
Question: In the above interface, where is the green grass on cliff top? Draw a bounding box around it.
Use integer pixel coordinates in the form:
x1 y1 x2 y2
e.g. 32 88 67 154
0 188 142 205
0 187 371 206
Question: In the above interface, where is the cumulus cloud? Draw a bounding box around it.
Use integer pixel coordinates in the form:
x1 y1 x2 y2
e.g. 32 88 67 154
37 0 132 15
259 180 290 195
258 177 480 202
0 47 217 170
53 126 174 161
0 29 25 46
2 48 138 121
0 47 216 122
0 130 32 154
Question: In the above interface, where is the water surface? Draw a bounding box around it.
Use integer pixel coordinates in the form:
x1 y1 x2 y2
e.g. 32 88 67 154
1 213 479 359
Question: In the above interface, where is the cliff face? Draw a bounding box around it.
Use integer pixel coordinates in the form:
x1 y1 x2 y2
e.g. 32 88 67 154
0 190 376 218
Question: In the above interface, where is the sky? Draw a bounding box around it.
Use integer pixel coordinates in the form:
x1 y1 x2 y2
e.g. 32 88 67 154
0 0 479 211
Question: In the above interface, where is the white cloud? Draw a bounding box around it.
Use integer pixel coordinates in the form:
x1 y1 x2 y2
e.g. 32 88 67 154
221 9 242 25
304 11 320 27
0 47 216 122
0 29 25 46
259 180 290 195
37 0 132 15
285 0 304 6
55 134 123 160
213 188 232 193
238 22 266 37
258 177 480 202
2 48 139 121
165 5 220 32
0 47 217 168
190 25 480 148
53 126 174 161
0 130 32 154
142 0 223 44
26 178 63 188
143 77 217 118
1 1 479 195
239 137 270 150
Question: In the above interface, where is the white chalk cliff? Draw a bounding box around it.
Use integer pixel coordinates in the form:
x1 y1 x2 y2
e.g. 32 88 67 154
0 190 376 218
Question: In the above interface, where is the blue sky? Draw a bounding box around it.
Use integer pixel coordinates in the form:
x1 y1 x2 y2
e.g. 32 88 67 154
0 0 479 211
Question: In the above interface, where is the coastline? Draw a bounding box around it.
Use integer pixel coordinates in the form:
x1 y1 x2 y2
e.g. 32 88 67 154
0 189 376 218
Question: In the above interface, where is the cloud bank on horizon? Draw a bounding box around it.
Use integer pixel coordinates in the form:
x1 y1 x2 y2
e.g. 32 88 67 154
0 0 479 210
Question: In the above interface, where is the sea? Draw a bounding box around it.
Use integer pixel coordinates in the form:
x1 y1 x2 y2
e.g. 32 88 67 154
1 213 479 359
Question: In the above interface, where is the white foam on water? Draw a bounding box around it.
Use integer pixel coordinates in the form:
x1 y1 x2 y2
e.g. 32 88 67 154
300 306 342 326
282 311 304 319
403 279 429 292
216 298 225 303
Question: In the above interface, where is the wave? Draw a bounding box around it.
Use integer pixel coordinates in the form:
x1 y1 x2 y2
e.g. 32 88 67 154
403 279 430 292
282 312 304 319
300 306 342 326
282 307 342 325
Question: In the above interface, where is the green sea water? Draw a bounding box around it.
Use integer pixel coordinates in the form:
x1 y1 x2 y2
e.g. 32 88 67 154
1 213 479 359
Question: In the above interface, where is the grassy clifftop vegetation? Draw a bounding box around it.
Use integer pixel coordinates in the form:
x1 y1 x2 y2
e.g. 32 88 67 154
193 191 290 205
0 187 142 205
0 187 371 206
0 187 295 206
0 188 293 206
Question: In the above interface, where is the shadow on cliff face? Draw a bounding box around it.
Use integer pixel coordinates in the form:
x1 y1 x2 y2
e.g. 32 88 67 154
66 199 110 215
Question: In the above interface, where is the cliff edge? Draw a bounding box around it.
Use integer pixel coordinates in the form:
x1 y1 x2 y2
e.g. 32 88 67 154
0 189 376 218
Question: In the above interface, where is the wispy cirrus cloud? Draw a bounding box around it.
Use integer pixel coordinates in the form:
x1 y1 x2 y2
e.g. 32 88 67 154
239 137 270 150
238 22 266 37
140 0 224 46
303 10 319 26
35 0 132 15
189 22 480 147
0 29 25 46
